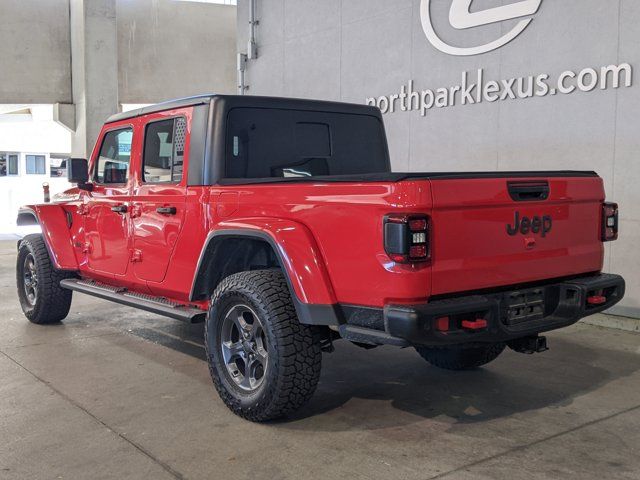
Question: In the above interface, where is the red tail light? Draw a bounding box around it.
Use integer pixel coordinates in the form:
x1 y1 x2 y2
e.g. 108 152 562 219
602 202 618 241
384 214 430 263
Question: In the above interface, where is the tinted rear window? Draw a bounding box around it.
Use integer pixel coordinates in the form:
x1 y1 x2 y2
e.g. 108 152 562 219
225 108 388 179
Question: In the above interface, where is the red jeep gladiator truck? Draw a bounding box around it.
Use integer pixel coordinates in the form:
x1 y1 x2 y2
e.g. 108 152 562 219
16 94 624 422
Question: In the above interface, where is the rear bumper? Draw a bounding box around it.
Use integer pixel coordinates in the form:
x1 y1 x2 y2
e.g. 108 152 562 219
383 273 625 346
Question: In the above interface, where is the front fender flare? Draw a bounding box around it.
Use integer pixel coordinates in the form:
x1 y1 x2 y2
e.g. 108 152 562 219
191 218 340 325
17 206 78 271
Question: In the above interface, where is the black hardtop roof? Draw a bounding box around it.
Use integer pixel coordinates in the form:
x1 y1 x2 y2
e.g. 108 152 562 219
105 94 381 124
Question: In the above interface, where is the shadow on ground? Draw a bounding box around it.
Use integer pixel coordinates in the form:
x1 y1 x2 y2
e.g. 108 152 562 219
95 317 640 433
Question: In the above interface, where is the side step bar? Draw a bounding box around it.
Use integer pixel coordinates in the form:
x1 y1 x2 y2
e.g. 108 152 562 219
60 279 207 323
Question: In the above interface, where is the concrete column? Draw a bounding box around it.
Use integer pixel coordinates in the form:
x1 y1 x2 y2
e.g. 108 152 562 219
70 0 118 158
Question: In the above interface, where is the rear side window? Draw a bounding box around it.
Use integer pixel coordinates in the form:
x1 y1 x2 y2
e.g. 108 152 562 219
225 108 388 179
95 128 133 184
142 117 186 183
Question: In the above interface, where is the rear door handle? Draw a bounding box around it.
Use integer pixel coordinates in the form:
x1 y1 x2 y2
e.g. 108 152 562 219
111 204 128 214
156 206 177 215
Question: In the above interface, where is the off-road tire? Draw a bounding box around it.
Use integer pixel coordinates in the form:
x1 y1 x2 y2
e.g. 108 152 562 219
416 342 506 370
205 270 322 422
16 234 73 324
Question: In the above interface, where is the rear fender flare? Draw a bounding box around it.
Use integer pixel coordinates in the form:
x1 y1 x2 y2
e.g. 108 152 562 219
17 206 78 271
191 218 340 325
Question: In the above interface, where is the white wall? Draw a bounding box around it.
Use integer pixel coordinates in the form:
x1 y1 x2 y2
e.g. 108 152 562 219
0 107 71 153
0 106 72 234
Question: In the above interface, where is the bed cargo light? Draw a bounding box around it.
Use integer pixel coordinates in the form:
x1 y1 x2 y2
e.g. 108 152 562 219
602 202 618 241
384 214 430 263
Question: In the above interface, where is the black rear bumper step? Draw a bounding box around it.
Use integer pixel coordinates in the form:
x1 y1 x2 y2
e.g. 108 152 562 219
336 273 625 347
60 279 207 323
338 324 409 347
384 273 625 346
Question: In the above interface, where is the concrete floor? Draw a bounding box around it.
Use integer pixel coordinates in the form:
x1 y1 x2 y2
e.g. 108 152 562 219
1 240 639 480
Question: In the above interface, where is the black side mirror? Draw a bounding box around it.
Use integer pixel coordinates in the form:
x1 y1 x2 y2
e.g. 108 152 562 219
67 158 93 191
68 158 88 183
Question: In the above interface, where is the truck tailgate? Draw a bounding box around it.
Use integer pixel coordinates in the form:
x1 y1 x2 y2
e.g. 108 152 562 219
429 175 604 296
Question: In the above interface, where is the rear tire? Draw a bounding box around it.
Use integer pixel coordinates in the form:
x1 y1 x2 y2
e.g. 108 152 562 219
205 270 322 422
416 342 506 370
16 234 73 324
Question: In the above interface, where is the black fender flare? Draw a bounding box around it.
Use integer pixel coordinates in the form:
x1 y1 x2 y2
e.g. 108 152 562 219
190 228 341 326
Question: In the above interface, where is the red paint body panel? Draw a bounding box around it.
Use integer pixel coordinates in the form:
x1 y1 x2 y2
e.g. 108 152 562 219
219 182 433 306
429 177 605 295
214 217 337 304
145 187 208 299
84 185 132 276
131 185 187 283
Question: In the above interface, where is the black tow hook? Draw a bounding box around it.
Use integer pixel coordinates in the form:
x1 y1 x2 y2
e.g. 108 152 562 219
508 335 549 354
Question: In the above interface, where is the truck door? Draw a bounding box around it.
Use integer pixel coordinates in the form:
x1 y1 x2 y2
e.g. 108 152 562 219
84 126 135 276
130 113 189 283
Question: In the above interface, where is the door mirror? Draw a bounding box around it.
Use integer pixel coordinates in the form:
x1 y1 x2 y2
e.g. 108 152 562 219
68 158 93 190
68 158 89 183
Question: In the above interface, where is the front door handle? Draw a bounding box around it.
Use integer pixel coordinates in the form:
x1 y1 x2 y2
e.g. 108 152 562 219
111 204 128 214
156 206 177 215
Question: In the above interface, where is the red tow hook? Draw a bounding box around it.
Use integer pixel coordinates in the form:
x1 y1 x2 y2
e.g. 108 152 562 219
587 295 607 306
461 319 488 330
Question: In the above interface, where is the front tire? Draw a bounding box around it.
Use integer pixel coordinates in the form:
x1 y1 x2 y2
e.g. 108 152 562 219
16 234 73 324
416 342 506 370
205 270 322 422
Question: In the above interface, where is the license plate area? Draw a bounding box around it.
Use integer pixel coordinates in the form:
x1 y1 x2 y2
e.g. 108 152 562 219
504 288 545 326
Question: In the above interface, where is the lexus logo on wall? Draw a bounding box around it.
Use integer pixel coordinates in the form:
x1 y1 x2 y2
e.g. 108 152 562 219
420 0 543 56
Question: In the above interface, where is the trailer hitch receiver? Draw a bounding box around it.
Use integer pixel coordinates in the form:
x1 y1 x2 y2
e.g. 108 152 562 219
508 335 548 354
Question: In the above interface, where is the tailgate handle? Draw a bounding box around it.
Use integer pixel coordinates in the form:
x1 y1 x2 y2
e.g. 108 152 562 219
508 181 549 202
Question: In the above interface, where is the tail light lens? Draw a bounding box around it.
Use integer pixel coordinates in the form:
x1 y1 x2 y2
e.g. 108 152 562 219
384 214 430 263
602 202 618 241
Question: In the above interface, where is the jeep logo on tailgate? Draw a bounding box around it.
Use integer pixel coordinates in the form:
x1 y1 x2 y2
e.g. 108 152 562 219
506 212 552 237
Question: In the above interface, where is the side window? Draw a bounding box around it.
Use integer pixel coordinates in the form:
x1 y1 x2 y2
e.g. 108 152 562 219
8 155 19 175
142 117 186 183
25 155 46 175
0 153 19 176
94 128 133 184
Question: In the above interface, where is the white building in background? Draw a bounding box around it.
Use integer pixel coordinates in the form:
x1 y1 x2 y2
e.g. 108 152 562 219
0 105 72 235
